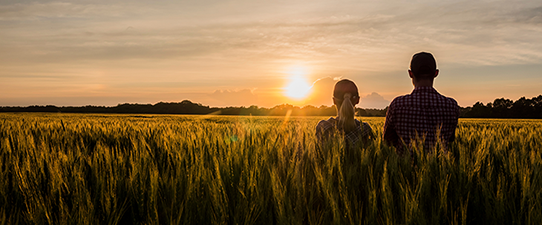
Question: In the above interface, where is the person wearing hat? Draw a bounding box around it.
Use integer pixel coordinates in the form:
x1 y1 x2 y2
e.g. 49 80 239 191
383 52 459 154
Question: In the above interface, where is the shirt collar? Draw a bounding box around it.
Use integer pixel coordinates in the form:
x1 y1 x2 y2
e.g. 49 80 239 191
412 86 437 94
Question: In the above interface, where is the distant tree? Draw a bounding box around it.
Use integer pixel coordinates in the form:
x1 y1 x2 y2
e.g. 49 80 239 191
300 105 318 116
245 105 261 115
318 105 336 116
362 107 387 117
492 98 513 117
357 108 368 116
511 97 532 118
535 95 542 117
466 102 492 118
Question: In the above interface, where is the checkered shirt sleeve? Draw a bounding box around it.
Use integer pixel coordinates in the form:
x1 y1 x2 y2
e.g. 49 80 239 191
384 86 459 151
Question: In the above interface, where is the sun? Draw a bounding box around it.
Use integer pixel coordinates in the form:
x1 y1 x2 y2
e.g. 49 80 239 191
283 65 313 100
285 75 312 99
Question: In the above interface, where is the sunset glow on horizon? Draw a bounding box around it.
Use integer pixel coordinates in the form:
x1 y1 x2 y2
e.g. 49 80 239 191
1 1 541 109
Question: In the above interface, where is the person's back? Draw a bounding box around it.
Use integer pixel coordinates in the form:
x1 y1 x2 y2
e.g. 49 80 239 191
317 116 372 145
316 79 373 146
384 52 459 153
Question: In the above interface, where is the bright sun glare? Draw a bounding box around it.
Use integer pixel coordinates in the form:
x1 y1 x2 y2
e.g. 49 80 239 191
284 65 312 100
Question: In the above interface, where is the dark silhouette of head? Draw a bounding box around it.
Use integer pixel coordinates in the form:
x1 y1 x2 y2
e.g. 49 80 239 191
332 79 359 132
408 52 439 87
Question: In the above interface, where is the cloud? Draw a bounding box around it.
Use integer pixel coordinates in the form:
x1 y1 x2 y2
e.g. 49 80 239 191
304 77 337 106
1 0 542 107
3 1 542 68
359 92 389 109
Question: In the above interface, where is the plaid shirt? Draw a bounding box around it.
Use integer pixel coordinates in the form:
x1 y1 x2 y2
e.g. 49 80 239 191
384 86 459 152
316 117 373 144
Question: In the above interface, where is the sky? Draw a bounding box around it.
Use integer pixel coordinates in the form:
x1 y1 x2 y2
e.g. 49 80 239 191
1 0 541 109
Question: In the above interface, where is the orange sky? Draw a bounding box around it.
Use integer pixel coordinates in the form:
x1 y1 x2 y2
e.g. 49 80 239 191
1 0 542 109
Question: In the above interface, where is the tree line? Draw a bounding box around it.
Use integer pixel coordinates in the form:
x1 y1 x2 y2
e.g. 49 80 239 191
1 95 541 118
460 95 542 118
0 100 387 117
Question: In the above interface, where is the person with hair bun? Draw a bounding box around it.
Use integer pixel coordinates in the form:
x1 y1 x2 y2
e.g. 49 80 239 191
316 79 373 144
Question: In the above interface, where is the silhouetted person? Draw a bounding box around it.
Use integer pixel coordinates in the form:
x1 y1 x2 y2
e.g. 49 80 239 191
383 52 459 154
316 79 373 145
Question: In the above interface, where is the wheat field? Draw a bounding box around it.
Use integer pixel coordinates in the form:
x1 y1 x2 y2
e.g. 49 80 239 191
0 113 541 224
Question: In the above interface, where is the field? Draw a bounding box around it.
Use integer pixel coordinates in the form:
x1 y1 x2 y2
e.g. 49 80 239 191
1 113 541 224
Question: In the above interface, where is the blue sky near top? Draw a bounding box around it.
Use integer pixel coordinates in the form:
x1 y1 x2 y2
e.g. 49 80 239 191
1 0 541 108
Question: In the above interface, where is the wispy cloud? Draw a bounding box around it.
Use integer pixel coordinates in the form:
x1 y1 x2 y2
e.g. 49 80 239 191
1 0 541 106
4 1 541 67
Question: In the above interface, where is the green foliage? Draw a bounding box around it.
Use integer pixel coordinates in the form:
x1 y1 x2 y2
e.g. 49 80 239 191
0 114 541 224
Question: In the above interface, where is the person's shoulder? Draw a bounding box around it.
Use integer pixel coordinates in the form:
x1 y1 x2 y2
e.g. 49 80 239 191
316 117 336 140
316 117 335 129
361 121 372 130
446 96 458 105
389 94 410 108
318 117 335 124
353 119 370 127
391 94 410 101
386 95 407 116
354 118 361 125
357 121 374 139
431 88 455 102
440 94 459 108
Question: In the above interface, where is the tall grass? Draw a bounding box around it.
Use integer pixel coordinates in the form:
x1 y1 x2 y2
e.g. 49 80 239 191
0 113 541 224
